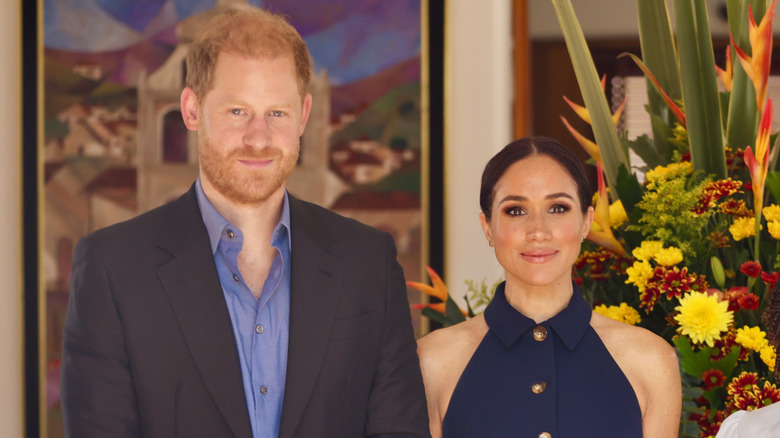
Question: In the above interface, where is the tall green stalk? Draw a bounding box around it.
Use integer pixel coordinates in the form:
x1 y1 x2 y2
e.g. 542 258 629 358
550 0 629 192
674 0 727 179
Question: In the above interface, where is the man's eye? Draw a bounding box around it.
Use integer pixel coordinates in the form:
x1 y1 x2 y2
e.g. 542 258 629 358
230 109 244 115
270 110 284 117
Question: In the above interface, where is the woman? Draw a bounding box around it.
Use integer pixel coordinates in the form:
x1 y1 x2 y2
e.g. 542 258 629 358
418 137 681 437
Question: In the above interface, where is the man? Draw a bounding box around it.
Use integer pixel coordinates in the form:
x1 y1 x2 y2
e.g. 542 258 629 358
61 7 429 438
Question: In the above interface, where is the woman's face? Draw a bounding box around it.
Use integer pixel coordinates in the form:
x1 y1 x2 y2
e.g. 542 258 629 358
480 155 594 290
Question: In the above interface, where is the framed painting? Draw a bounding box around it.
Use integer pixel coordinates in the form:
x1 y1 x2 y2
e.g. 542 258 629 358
27 0 443 435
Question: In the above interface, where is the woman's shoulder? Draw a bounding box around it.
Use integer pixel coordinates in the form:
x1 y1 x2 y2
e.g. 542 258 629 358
418 315 488 365
590 312 676 362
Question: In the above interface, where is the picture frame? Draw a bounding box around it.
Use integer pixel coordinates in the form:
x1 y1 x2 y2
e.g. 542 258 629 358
25 0 443 435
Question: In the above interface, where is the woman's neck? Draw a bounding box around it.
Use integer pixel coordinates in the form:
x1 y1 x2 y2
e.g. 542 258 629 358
503 278 574 324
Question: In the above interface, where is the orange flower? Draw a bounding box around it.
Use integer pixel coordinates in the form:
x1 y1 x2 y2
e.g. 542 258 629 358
407 266 467 316
622 52 686 128
586 164 626 256
731 0 776 113
716 45 733 92
744 98 774 214
560 74 624 169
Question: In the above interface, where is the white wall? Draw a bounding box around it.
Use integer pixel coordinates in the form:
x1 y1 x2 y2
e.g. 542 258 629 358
444 0 513 304
0 0 25 436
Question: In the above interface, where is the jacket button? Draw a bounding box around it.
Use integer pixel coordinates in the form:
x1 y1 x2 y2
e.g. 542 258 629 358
538 433 552 438
531 382 547 394
533 325 548 341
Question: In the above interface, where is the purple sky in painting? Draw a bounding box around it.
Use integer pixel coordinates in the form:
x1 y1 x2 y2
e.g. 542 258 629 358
44 0 420 89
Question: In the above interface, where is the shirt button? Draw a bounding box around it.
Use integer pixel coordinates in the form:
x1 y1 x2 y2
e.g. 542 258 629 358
255 324 264 334
531 382 547 394
260 385 268 395
232 274 239 282
532 325 548 341
226 230 234 238
538 433 551 438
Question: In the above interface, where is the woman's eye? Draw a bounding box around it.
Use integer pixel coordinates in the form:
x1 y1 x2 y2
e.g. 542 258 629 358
505 206 524 216
550 204 570 214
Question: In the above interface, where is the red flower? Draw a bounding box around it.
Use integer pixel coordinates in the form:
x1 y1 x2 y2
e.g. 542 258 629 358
702 369 727 390
573 276 584 285
725 286 749 313
737 293 760 310
727 372 759 397
740 261 763 278
761 271 780 288
708 232 731 249
719 199 750 216
655 266 707 300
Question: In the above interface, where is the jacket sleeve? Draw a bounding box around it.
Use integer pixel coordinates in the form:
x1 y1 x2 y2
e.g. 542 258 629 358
364 233 431 438
60 237 141 438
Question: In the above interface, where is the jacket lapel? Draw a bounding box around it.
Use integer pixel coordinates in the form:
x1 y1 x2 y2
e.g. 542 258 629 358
154 187 253 438
279 197 344 438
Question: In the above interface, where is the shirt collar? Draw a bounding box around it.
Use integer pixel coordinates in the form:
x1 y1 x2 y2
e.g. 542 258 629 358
484 281 592 351
195 178 291 254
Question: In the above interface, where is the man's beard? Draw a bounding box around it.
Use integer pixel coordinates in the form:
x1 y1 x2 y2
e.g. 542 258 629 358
199 136 299 206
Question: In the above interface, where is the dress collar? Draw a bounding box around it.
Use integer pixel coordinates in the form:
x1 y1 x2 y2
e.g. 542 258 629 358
483 281 592 351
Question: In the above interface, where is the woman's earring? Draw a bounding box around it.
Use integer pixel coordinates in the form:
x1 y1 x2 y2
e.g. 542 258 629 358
488 240 494 247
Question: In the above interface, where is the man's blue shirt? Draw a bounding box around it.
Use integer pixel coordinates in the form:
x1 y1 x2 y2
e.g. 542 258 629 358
196 179 291 438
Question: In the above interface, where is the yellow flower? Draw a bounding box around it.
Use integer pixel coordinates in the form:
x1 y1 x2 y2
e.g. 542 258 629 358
594 303 641 325
729 217 757 241
735 326 769 351
760 345 776 369
674 291 734 347
609 200 628 228
632 241 664 261
625 260 654 292
654 247 683 266
763 204 780 221
645 162 693 183
768 221 780 239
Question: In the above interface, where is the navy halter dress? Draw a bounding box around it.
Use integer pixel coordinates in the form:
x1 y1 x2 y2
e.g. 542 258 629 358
441 282 643 438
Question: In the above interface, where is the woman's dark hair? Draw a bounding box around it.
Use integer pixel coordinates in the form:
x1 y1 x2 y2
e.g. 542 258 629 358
479 136 593 219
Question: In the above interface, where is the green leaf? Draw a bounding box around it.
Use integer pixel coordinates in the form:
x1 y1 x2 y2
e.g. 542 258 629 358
637 0 682 156
766 171 780 205
551 0 629 192
445 296 467 324
674 0 727 179
421 306 452 326
627 133 665 170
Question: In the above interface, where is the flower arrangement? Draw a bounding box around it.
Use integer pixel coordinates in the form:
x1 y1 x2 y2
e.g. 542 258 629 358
554 0 780 435
411 1 780 436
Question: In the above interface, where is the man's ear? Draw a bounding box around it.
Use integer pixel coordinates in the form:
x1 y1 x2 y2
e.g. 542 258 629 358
180 87 200 131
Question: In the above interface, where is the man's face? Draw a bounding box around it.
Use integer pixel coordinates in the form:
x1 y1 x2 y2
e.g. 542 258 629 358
181 51 312 206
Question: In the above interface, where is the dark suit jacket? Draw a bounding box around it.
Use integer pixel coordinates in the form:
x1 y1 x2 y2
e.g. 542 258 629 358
61 186 430 438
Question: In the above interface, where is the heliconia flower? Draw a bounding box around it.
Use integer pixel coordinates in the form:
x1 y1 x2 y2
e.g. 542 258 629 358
407 266 467 316
731 0 776 113
744 98 774 214
622 52 687 128
586 165 626 256
561 75 624 168
560 116 603 168
716 45 734 91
